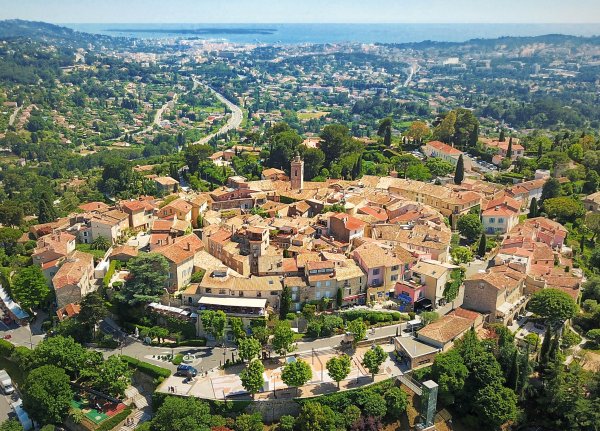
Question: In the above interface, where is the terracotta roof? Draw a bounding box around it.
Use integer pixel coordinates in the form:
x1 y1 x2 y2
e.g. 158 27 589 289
120 200 146 212
163 199 193 214
152 220 173 232
331 213 366 231
417 315 473 344
155 234 204 265
56 303 81 321
425 140 463 155
353 242 405 269
154 176 179 186
79 202 109 212
110 245 138 258
52 251 93 289
358 206 388 221
34 232 75 257
466 265 524 291
449 308 481 321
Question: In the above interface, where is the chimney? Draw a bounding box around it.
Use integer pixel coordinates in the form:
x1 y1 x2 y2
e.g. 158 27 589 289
185 242 191 251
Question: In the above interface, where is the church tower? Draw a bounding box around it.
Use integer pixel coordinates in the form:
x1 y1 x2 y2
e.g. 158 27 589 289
290 155 304 190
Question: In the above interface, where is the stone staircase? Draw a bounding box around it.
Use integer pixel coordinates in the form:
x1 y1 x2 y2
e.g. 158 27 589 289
119 385 153 430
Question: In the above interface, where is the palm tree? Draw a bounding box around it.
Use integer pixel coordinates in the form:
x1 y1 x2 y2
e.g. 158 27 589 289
91 235 111 251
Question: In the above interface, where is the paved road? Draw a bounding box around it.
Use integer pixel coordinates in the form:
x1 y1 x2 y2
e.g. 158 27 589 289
191 77 243 146
7 106 21 127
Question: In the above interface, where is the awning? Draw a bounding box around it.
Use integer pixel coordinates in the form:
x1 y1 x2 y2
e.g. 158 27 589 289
497 301 514 316
343 294 366 301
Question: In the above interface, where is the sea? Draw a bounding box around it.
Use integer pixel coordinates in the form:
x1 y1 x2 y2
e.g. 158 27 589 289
65 23 600 44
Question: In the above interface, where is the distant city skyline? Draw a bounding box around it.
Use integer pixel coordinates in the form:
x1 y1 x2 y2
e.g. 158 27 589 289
2 0 600 24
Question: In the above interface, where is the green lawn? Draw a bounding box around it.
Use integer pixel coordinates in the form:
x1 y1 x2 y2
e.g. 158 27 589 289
75 243 108 260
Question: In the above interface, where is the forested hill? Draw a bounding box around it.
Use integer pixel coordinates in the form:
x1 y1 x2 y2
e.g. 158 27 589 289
0 19 121 47
384 33 600 50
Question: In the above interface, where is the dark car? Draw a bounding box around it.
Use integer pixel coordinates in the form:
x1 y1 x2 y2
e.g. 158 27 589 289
176 364 197 377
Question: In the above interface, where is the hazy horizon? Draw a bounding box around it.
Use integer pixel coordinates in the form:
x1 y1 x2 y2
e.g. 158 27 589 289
2 0 600 24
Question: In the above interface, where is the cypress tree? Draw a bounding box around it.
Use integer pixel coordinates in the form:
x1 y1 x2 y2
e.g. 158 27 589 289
539 326 551 368
499 129 506 142
507 137 513 158
580 234 586 253
528 197 538 218
477 234 487 258
537 141 544 159
507 349 519 391
454 154 464 185
548 332 560 361
518 345 531 400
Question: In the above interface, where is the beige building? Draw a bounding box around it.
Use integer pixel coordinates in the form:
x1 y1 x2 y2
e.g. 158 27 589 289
52 251 96 308
463 265 527 324
155 234 204 291
408 259 462 313
90 210 130 244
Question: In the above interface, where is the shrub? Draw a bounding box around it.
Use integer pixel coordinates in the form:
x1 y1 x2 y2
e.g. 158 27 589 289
0 339 15 358
285 313 296 321
103 260 118 288
121 355 171 379
172 354 184 365
278 415 295 431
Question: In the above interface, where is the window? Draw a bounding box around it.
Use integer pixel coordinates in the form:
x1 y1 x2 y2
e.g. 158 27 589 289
239 291 244 297
257 292 262 297
489 217 495 223
391 265 399 271
316 292 321 300
316 281 321 288
373 268 380 275
391 275 398 282
270 291 278 295
325 281 330 287
498 218 504 224
206 288 212 293
219 289 226 295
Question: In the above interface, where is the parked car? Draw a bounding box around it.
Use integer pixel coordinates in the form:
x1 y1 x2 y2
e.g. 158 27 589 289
176 364 197 377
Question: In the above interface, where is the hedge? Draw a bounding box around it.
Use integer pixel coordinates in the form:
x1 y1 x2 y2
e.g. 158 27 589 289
121 355 171 379
0 339 15 358
152 393 251 416
103 260 118 288
95 406 133 431
341 310 406 325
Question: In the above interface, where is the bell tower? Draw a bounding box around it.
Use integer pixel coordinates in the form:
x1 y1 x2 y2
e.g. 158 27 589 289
290 155 304 190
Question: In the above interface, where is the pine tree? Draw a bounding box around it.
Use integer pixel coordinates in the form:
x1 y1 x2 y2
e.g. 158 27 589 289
539 326 552 368
454 154 464 185
507 137 513 159
528 197 538 219
499 129 506 142
538 141 544 159
37 192 58 224
507 350 519 391
580 234 586 253
477 234 487 258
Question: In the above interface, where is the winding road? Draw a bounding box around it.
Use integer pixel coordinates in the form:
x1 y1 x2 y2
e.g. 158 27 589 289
191 77 243 146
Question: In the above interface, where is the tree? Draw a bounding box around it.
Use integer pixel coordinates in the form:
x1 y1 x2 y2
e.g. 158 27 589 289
528 197 538 218
238 337 261 362
0 420 23 431
302 148 325 180
11 265 51 310
457 213 483 243
507 138 513 160
230 317 245 342
240 360 265 399
587 329 600 347
78 292 107 338
499 130 506 142
543 197 585 224
377 118 392 147
319 124 353 166
200 310 227 343
296 402 337 431
506 350 519 391
474 383 518 429
454 154 464 185
281 359 312 395
539 326 552 367
431 349 468 405
37 191 57 224
384 386 408 419
528 288 578 325
477 234 487 257
272 321 295 356
346 318 367 346
184 144 214 175
425 157 454 177
91 235 111 251
278 415 296 431
541 177 561 201
405 164 432 181
585 212 600 242
433 111 457 144
30 336 96 379
279 286 292 319
83 355 131 397
362 345 387 380
405 121 430 144
23 365 73 425
120 253 169 304
326 354 351 388
420 311 440 325
451 246 473 264
151 396 217 431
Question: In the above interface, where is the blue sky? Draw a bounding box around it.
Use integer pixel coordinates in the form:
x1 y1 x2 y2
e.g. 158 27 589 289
2 0 600 23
